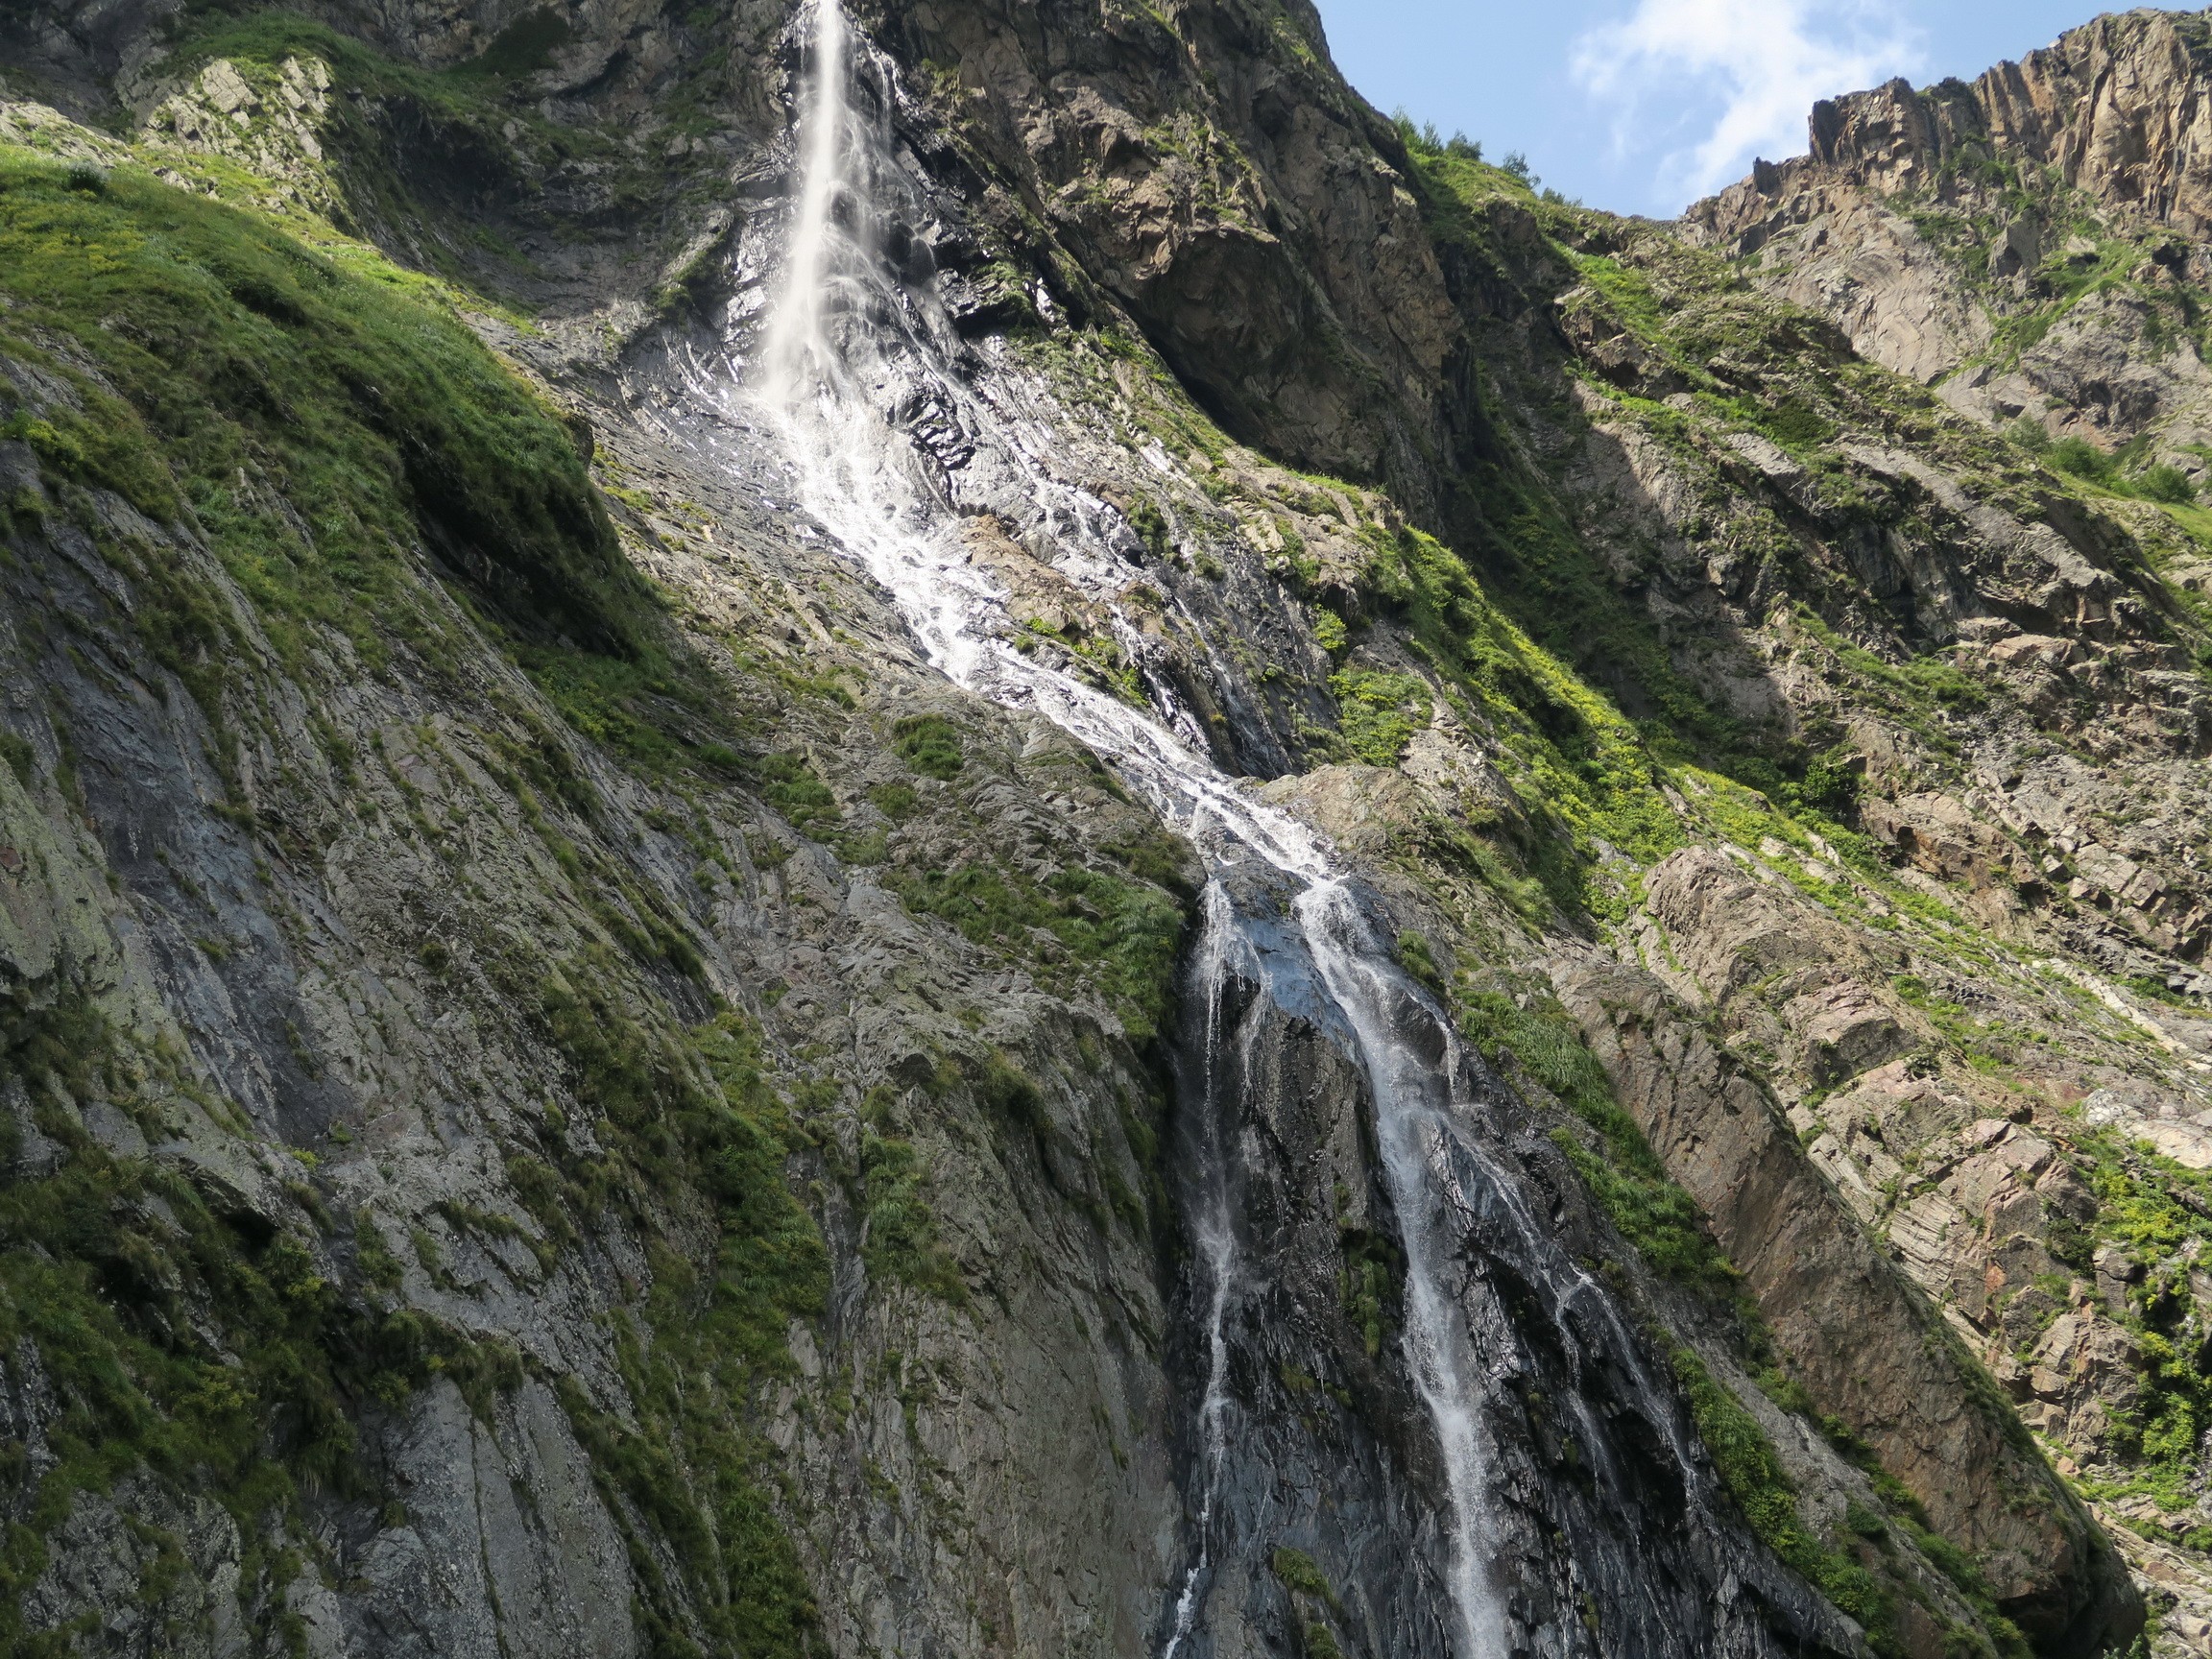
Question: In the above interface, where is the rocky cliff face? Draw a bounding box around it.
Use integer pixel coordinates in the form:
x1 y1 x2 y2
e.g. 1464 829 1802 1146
1685 8 2212 457
8 0 2212 1656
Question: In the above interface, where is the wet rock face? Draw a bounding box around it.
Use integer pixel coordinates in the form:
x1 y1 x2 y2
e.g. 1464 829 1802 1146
1166 954 1458 1659
1173 895 1863 1659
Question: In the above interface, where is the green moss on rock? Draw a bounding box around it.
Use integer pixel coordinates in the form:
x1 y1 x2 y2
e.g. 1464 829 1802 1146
0 151 649 667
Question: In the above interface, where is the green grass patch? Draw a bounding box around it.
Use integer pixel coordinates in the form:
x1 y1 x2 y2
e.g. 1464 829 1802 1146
1330 666 1430 764
1574 253 1671 341
893 714 965 781
1269 1545 1337 1603
1670 1346 1890 1635
886 858 1186 1043
1346 520 1689 918
456 7 576 79
856 1088 966 1305
0 148 794 809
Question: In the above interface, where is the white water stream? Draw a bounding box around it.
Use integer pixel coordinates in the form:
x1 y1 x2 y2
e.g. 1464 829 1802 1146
746 3 1516 1650
1165 882 1251 1659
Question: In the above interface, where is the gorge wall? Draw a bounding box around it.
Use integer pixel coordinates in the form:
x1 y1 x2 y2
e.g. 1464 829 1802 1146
6 0 2212 1656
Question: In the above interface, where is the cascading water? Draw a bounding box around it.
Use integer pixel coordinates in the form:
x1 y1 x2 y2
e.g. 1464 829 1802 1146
743 8 1324 874
704 3 1851 1653
1299 881 1503 1657
1160 883 1249 1659
744 3 1511 1647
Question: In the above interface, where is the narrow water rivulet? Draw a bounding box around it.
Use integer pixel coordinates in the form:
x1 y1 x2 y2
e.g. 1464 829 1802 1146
714 3 1845 1652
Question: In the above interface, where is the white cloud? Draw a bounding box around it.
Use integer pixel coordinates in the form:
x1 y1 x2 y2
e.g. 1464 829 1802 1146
1572 0 1926 208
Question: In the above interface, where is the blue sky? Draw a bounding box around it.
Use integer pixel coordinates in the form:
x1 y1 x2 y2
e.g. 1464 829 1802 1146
1309 0 2101 218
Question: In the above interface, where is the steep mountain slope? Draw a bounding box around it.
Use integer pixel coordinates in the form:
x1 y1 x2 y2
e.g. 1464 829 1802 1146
3 1 2211 1657
1687 8 2212 461
1653 15 2212 1648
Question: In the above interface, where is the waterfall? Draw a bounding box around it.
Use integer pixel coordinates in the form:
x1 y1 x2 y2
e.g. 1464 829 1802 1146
1161 882 1247 1659
727 3 1750 1654
744 1 1309 853
1299 882 1501 1653
745 1 1513 1649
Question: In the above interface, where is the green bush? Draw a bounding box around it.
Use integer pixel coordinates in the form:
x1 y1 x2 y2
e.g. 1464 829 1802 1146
869 781 919 821
2068 1128 2212 1519
857 1090 967 1304
1395 931 1447 998
1338 1230 1399 1358
1791 749 1863 819
744 752 841 835
1127 497 1172 562
1390 113 1481 163
0 730 33 787
1763 398 1837 448
2047 436 2114 484
1269 1546 1335 1600
457 6 576 78
1330 667 1431 765
2139 464 2197 504
1312 608 1349 658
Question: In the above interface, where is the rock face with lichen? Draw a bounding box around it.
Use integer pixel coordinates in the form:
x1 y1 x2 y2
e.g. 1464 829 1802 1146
21 0 2212 1655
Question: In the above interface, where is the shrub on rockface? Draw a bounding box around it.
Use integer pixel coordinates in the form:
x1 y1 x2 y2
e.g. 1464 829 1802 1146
1331 667 1431 764
2048 437 2113 485
2139 464 2197 504
894 714 967 780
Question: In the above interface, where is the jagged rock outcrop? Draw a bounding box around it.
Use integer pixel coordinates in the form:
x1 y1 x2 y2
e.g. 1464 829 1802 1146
867 0 1468 489
1684 9 2212 458
1557 977 2115 1643
1811 14 2212 233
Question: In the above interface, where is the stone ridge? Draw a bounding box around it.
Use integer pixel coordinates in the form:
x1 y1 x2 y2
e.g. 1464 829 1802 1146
1681 8 2212 464
1699 9 2212 245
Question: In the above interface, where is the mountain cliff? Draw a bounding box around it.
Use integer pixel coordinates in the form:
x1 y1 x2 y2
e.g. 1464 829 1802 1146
5 0 2212 1656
